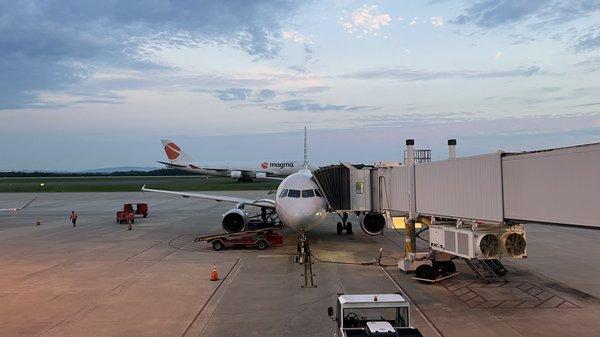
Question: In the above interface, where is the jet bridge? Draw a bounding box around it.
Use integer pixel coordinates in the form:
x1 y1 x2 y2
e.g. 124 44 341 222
369 141 600 227
314 140 600 280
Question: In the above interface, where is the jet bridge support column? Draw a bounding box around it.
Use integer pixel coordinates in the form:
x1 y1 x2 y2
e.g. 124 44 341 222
404 139 417 256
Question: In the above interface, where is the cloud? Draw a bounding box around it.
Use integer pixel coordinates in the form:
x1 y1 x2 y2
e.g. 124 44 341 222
341 65 541 81
340 5 391 37
206 88 280 102
453 0 600 29
206 86 328 103
283 30 310 44
573 26 600 52
574 56 600 72
410 17 419 26
211 88 253 101
430 16 444 27
453 0 552 27
264 99 376 112
285 86 331 96
0 1 306 109
282 30 315 62
494 51 503 60
256 89 277 102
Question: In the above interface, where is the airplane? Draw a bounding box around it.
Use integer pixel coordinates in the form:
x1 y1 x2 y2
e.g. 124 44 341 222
142 128 387 254
0 198 36 214
158 139 307 182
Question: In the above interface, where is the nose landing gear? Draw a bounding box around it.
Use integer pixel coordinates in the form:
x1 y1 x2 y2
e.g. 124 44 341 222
336 212 353 235
296 231 316 288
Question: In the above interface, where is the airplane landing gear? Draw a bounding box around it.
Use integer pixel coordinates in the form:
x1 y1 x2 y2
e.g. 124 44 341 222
296 231 316 288
336 212 353 235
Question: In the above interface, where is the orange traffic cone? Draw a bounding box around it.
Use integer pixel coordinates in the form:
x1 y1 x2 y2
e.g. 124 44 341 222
210 264 219 281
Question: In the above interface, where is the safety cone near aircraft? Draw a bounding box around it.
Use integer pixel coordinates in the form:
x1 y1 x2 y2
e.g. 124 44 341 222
210 264 219 281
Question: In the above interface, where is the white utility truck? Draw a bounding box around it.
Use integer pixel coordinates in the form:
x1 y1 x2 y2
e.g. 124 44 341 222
328 294 423 337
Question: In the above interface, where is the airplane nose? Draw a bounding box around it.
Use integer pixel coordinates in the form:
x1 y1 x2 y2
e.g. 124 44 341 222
278 200 326 231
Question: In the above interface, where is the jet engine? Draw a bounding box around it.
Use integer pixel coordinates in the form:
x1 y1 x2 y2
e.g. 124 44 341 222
361 213 386 236
222 209 247 233
230 171 242 179
255 172 267 179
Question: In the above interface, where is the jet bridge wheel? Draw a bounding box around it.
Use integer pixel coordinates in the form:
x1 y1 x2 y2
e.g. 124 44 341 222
415 265 435 283
336 222 343 235
442 261 456 273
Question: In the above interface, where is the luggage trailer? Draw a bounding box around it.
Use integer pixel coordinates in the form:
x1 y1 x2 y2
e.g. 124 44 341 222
194 227 284 251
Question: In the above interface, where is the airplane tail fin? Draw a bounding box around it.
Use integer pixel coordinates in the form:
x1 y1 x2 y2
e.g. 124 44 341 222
161 140 193 163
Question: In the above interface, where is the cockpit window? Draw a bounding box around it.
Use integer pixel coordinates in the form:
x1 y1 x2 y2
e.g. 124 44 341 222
287 189 301 198
314 189 323 197
301 189 315 198
279 189 288 198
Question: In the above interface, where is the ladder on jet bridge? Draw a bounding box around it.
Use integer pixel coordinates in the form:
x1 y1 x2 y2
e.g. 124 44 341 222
464 259 508 283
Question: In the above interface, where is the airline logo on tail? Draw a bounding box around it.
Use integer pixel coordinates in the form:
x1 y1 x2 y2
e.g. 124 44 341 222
164 142 181 160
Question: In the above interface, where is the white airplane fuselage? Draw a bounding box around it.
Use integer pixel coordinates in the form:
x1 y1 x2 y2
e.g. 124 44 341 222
159 139 304 180
177 161 300 177
274 170 328 232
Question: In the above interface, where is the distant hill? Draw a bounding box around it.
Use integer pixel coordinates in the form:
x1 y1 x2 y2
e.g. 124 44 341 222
0 168 196 177
81 166 159 173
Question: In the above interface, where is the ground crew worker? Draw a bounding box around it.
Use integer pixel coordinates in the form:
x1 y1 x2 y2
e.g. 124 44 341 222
69 210 78 227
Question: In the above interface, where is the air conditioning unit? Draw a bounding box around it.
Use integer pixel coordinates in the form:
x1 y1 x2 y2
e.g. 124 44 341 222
429 225 526 259
500 225 527 259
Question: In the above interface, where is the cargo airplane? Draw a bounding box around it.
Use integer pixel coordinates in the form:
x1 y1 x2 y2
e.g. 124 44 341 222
158 140 306 182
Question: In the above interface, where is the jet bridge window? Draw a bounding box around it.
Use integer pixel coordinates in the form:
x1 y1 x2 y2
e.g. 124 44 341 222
302 189 315 198
355 181 365 194
279 189 288 198
287 189 301 198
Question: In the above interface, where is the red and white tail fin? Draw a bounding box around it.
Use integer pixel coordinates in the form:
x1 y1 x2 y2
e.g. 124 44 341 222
161 140 193 163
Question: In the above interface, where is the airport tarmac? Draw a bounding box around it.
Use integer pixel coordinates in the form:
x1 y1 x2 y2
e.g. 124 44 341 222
1 192 599 337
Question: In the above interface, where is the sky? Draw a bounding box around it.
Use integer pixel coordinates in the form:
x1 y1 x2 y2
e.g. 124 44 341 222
0 0 599 170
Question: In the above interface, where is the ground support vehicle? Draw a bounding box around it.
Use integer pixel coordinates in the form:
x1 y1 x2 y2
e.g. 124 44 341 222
194 228 284 251
328 294 422 337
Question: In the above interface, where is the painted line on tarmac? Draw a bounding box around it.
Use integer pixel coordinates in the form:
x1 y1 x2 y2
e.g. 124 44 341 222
257 254 294 258
181 258 241 337
381 266 445 337
125 240 164 261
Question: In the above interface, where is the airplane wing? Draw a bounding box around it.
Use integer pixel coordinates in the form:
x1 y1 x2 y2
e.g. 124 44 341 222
141 186 275 209
0 198 36 213
262 176 284 181
157 161 188 168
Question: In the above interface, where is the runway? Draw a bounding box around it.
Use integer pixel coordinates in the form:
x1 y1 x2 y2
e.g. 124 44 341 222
1 192 599 337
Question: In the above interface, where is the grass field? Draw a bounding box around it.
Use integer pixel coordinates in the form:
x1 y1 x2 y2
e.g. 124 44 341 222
0 176 280 192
